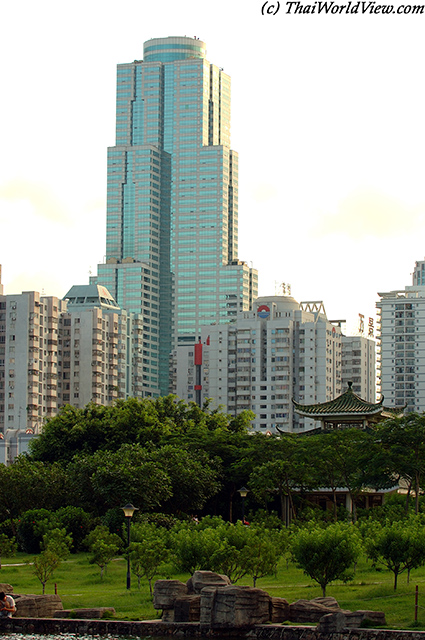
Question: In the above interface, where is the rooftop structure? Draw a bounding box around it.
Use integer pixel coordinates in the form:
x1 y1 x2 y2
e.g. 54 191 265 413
293 381 402 431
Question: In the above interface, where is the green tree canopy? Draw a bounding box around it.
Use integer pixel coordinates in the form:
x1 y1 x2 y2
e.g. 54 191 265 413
375 414 425 514
129 522 169 595
363 517 425 589
84 525 123 579
291 522 361 596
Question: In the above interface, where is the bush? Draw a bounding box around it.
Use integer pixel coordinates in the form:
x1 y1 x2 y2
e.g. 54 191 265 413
17 509 56 554
55 506 96 552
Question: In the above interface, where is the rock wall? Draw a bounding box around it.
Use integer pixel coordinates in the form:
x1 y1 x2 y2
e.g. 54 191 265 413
0 618 424 640
153 571 386 631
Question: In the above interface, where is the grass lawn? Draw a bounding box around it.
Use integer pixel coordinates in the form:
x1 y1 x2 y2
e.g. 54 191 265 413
2 552 425 629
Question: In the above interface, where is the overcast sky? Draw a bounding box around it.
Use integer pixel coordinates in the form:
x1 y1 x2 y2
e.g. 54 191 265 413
1 0 424 335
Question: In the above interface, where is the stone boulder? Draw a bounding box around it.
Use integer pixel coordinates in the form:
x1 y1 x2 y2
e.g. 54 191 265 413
311 596 340 609
187 570 231 594
14 594 63 618
174 595 201 622
345 609 386 628
0 584 13 594
317 608 387 632
153 579 187 611
289 597 341 623
270 596 290 623
202 585 270 627
317 611 347 633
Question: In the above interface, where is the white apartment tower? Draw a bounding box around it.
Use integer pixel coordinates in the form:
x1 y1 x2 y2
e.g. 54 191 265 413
61 284 146 407
0 284 147 436
0 290 66 433
172 295 342 433
377 260 425 412
341 335 376 402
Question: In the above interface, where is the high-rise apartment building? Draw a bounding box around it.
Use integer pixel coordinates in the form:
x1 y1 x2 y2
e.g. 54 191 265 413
341 335 376 402
172 295 342 433
61 285 145 407
0 284 145 437
377 262 425 412
0 290 66 433
94 36 258 396
412 258 425 286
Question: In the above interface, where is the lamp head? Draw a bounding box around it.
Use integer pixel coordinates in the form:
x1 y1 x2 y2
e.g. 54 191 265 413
121 503 139 518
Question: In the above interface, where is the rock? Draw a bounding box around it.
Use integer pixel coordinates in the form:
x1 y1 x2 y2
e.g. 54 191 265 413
200 586 218 625
54 607 115 619
0 584 13 594
153 579 187 610
311 596 340 609
204 585 270 627
289 598 341 623
187 570 231 594
345 609 386 628
161 609 175 622
174 595 201 622
14 594 63 618
317 611 347 632
270 596 290 623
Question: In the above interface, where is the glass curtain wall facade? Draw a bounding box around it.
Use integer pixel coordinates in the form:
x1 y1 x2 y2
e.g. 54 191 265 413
96 36 258 396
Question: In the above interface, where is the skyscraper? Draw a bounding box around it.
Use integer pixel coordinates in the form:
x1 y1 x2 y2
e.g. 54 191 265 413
94 36 258 397
377 260 425 412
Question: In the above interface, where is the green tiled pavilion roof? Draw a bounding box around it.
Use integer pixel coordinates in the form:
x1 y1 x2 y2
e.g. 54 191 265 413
293 382 384 418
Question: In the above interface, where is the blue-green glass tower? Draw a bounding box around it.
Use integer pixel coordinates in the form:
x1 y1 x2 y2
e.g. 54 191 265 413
96 36 258 396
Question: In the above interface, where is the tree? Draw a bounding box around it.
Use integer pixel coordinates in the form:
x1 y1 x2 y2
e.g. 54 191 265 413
17 509 57 554
291 522 361 596
241 526 287 587
129 523 169 595
28 396 253 465
326 429 378 522
0 534 17 569
363 518 425 590
42 528 72 560
32 549 61 594
306 435 347 520
84 525 123 579
376 414 425 514
54 506 94 552
171 518 284 585
0 458 71 536
28 525 72 593
171 523 223 575
149 445 221 514
208 521 253 583
67 444 172 516
249 434 309 522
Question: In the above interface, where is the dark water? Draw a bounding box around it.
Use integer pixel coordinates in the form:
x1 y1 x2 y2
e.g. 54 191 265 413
3 636 139 640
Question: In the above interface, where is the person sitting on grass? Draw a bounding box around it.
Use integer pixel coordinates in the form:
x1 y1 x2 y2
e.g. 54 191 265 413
0 592 15 617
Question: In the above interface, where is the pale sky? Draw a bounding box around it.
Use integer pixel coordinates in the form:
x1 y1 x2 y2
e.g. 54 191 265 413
1 0 425 335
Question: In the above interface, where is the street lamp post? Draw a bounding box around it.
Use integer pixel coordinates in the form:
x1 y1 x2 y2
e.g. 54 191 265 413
121 503 138 590
237 486 249 523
